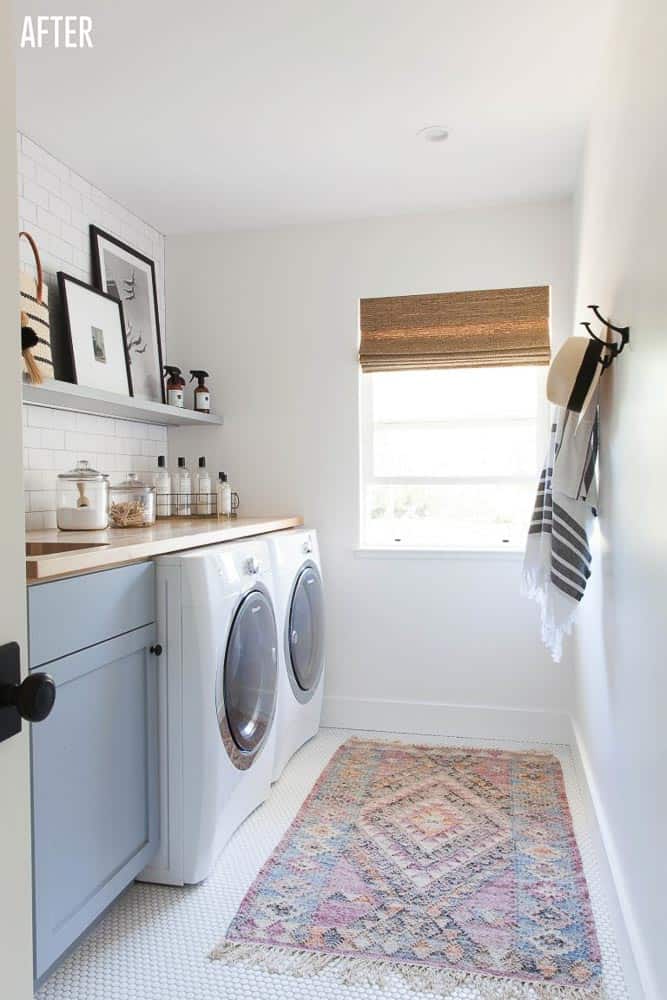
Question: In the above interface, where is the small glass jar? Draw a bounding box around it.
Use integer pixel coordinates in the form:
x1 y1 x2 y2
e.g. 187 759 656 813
109 473 156 528
57 460 109 531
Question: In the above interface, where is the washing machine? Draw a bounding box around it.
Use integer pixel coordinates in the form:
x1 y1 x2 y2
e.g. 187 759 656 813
140 537 278 886
265 528 325 783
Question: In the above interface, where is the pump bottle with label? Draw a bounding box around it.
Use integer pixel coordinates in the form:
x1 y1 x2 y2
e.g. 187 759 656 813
155 455 172 517
189 370 211 414
216 472 232 519
175 457 191 517
195 456 212 515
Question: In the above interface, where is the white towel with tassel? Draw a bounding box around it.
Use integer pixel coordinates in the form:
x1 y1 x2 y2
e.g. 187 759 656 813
521 388 599 662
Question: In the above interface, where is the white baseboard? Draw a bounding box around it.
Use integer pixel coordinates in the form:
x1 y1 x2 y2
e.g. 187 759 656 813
321 695 572 744
570 721 655 1000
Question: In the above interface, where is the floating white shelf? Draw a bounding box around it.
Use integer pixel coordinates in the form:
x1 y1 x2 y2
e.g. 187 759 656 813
22 379 223 427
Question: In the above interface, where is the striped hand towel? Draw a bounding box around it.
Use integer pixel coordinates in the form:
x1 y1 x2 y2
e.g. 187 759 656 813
522 388 599 662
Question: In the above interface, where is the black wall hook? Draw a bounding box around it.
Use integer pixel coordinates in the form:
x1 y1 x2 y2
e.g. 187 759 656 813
579 304 630 371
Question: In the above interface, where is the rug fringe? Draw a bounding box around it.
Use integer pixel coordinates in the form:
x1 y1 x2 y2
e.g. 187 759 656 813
210 941 603 1000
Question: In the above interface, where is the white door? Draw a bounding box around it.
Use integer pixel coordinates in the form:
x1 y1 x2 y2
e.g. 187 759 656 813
0 11 35 999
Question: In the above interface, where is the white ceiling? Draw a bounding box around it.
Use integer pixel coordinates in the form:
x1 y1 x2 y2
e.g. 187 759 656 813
14 0 614 234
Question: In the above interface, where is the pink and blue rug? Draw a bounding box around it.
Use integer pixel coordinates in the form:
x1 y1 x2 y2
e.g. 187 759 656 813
213 739 602 998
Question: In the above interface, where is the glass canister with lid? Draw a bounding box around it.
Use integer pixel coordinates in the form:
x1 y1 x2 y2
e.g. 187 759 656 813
57 460 110 530
109 472 157 527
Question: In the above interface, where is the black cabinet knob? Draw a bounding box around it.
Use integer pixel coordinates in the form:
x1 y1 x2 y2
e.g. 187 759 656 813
150 644 163 656
0 673 56 723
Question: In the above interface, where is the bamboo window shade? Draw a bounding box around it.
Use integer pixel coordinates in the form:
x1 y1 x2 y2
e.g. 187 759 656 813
359 285 550 373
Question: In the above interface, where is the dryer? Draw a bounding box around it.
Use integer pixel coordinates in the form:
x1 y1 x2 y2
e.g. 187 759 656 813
266 528 325 783
140 537 278 886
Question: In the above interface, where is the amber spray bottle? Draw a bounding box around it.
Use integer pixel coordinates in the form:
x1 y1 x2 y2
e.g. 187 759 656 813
189 370 211 413
163 365 185 407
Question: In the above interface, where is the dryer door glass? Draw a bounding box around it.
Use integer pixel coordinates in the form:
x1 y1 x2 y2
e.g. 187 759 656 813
221 589 277 755
288 564 325 692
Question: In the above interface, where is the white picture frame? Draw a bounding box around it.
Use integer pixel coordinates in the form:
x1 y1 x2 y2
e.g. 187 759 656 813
58 273 132 396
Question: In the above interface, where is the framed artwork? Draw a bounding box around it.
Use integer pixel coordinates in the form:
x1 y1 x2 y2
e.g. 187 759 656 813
58 273 132 396
90 225 165 403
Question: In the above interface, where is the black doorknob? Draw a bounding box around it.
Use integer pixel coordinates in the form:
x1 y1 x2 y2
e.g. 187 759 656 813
0 673 56 723
150 644 163 656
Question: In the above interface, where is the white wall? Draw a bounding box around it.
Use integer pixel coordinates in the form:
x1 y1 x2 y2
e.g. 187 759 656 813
167 199 574 737
16 134 168 529
572 1 666 996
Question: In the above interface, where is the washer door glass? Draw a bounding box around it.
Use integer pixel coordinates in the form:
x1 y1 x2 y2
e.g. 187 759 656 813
220 589 277 755
288 564 325 692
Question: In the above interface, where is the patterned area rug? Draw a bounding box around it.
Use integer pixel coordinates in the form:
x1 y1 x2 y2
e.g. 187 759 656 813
212 739 602 998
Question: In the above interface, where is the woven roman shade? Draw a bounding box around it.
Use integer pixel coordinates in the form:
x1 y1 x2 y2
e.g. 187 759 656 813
359 285 550 372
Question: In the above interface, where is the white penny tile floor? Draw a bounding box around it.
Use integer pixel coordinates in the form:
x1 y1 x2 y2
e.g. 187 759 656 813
36 728 638 1000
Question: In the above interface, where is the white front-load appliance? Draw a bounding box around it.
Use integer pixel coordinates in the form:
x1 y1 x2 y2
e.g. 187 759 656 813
140 537 278 886
265 528 325 783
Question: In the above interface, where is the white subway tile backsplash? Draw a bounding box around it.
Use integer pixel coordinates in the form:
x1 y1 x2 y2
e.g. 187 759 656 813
20 155 36 181
23 426 43 449
71 247 90 272
60 221 87 250
37 205 62 234
24 470 49 491
69 206 88 234
41 429 66 450
19 197 37 224
148 424 168 442
19 130 167 531
26 406 75 429
27 448 55 470
23 415 169 528
46 232 74 264
36 164 62 195
49 192 71 223
23 179 50 210
74 412 109 434
31 490 57 512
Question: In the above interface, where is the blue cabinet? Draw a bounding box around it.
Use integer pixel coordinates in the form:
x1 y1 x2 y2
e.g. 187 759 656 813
29 563 159 981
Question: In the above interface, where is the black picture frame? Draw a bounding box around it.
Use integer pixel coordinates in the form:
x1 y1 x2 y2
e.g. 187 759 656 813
90 225 166 403
58 272 133 396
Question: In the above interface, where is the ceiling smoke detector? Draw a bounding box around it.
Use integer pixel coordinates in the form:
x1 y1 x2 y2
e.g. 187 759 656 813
417 125 449 143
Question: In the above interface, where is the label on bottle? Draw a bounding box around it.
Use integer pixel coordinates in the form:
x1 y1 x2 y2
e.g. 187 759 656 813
156 477 172 517
168 388 184 407
195 392 210 411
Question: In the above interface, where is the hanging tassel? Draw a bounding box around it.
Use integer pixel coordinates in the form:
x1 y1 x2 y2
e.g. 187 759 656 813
21 309 43 384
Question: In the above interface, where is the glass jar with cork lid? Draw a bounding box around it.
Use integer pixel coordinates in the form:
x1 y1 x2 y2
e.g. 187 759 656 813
109 473 156 528
56 460 109 530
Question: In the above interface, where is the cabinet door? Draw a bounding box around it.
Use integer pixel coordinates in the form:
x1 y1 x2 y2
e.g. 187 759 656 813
32 625 158 981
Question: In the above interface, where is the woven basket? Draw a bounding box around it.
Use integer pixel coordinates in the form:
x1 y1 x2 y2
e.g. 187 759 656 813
19 230 53 383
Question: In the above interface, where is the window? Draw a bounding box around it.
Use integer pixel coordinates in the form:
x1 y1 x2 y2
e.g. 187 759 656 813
360 365 547 550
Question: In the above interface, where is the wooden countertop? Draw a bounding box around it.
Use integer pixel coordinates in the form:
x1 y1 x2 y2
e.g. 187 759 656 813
26 516 303 583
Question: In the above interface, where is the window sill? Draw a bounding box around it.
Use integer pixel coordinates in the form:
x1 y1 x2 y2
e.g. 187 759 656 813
354 545 524 561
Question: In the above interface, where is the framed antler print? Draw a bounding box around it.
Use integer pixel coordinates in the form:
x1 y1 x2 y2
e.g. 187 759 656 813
90 225 165 402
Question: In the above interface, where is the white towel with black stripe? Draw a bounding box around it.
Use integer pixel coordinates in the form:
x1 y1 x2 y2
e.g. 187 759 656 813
521 388 599 662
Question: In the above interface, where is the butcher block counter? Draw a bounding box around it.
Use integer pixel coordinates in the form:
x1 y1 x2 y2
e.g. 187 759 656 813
26 515 303 582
